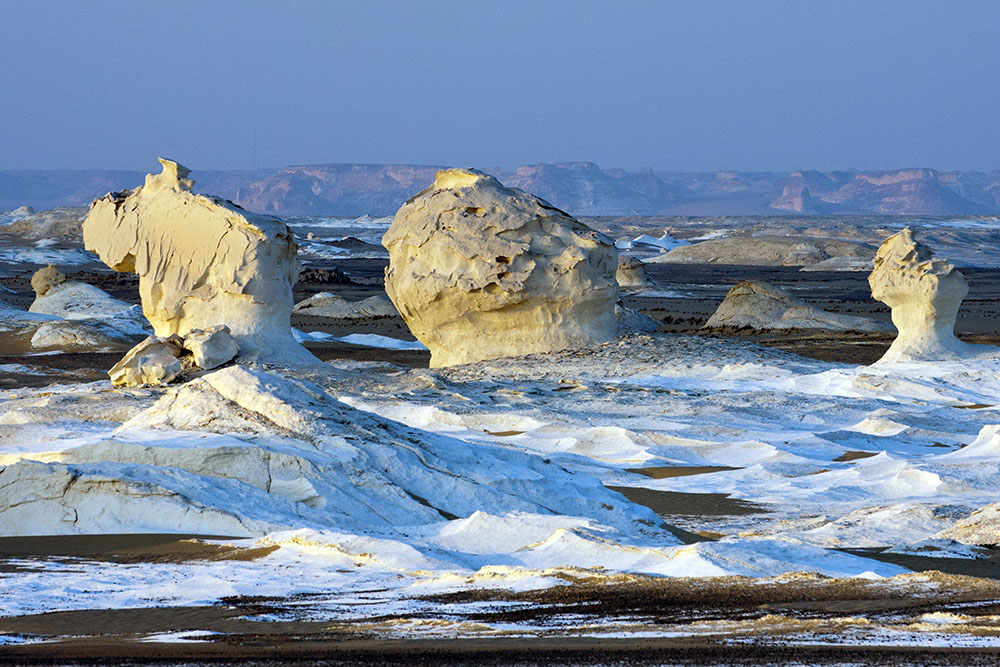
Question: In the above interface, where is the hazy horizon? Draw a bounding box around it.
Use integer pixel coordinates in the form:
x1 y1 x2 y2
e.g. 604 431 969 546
3 1 999 173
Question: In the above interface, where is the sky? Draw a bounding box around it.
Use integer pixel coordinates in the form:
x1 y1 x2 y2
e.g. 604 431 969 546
2 1 999 173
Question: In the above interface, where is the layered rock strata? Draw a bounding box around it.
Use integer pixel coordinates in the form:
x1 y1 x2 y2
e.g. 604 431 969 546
383 169 619 367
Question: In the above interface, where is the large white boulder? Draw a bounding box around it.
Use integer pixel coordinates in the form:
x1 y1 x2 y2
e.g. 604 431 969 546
383 169 619 367
705 281 892 332
82 158 311 363
869 228 981 362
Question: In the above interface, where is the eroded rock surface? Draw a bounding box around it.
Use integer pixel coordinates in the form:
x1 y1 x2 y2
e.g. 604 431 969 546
383 169 618 367
869 228 980 362
293 292 399 319
705 281 891 332
82 158 310 363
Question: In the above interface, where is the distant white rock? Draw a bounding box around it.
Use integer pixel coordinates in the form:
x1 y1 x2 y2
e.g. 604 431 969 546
11 205 34 217
869 227 988 362
615 232 685 253
647 236 875 267
293 292 399 319
383 168 619 367
615 256 656 290
82 158 312 365
705 280 892 332
2 206 86 240
799 255 874 272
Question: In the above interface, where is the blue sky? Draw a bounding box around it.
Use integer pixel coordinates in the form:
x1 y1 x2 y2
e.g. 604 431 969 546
2 1 998 172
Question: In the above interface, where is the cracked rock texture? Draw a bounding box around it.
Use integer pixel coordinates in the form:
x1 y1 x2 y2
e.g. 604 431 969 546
383 169 619 367
705 281 891 332
869 227 979 362
82 158 310 362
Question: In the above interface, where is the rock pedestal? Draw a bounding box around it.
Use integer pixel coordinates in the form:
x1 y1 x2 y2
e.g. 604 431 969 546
82 158 310 364
868 227 975 362
383 169 618 367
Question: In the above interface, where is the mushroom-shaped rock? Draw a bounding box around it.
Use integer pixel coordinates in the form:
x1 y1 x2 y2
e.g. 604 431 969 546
383 169 619 367
616 256 656 290
82 158 311 363
869 228 978 362
30 265 66 296
705 281 891 332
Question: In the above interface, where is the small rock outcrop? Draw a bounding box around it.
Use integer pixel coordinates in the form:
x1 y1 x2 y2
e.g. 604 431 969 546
869 228 978 362
616 256 656 290
293 292 399 319
82 159 310 364
383 169 619 367
29 266 148 338
705 281 892 332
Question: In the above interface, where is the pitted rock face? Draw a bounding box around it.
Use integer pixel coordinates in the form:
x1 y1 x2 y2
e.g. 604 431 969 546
383 169 619 367
82 158 308 362
868 227 974 362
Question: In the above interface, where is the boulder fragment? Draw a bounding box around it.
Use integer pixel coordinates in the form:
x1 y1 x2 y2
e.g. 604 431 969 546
383 169 618 367
183 326 239 370
82 158 310 363
705 281 891 332
868 228 978 362
109 336 187 387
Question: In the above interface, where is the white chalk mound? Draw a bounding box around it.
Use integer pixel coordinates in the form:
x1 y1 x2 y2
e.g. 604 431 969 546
29 266 149 338
82 158 310 363
293 292 399 319
705 281 892 332
869 228 983 362
648 236 875 267
383 169 619 367
110 326 239 387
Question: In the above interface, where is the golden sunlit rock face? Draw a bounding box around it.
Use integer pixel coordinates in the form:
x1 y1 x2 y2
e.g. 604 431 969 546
383 168 619 367
869 227 975 362
82 158 307 362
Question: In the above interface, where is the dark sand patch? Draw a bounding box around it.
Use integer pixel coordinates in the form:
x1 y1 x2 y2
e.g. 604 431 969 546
626 465 742 479
841 546 1000 581
0 534 275 570
607 486 770 516
833 450 881 462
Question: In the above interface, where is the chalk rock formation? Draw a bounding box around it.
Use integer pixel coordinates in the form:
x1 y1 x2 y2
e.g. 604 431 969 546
30 321 130 352
29 266 148 338
109 336 188 387
82 158 309 362
11 205 34 217
616 256 656 289
293 292 399 319
183 326 240 370
383 169 618 367
869 228 977 362
705 281 891 332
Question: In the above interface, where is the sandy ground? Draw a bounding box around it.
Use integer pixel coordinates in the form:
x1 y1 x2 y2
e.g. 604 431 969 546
3 257 1000 663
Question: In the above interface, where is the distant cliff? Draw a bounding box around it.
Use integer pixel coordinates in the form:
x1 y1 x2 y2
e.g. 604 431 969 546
3 163 999 217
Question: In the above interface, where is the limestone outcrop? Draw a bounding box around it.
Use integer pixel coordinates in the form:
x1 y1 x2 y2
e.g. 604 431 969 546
293 292 399 319
705 281 892 332
82 158 310 363
616 256 656 290
869 228 978 362
383 169 618 367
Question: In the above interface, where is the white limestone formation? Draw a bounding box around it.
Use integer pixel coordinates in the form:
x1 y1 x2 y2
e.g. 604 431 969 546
82 158 310 363
705 281 891 332
182 325 239 370
383 169 619 367
869 228 979 362
616 256 656 290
